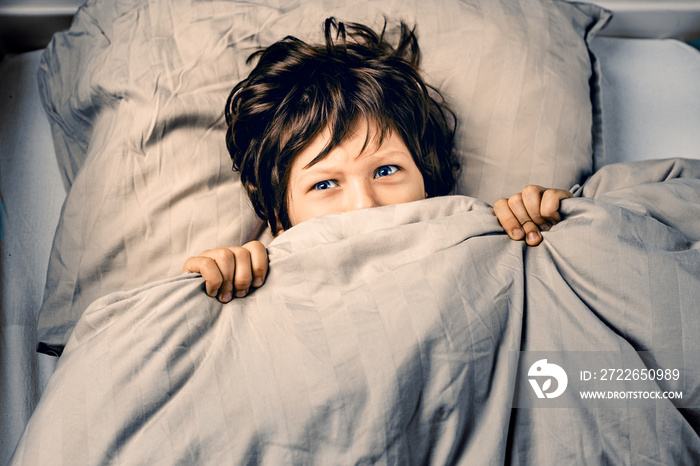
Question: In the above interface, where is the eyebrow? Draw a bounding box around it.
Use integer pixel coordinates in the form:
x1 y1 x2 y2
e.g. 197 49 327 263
305 147 412 171
298 166 338 180
357 147 412 159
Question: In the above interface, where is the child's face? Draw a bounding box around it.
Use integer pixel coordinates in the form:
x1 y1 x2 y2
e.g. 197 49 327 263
285 121 427 229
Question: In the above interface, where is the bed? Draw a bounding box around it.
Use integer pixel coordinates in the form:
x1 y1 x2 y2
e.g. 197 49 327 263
2 0 700 463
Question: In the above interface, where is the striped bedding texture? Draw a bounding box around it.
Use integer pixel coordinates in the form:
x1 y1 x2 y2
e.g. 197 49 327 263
34 0 607 353
12 159 700 465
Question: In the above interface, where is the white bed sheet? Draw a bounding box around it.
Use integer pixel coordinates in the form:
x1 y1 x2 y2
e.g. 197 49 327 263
0 50 63 465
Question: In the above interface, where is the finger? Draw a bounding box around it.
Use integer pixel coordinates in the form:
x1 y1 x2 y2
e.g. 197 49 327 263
182 255 225 298
507 193 543 246
540 189 573 223
229 246 253 298
199 248 236 303
243 241 269 288
493 199 525 240
520 185 550 228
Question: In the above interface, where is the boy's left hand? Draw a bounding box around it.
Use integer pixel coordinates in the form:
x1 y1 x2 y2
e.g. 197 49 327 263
493 185 572 246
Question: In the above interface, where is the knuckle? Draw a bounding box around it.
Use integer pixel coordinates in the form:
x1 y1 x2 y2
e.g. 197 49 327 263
245 240 264 251
506 220 523 232
199 257 216 268
208 275 223 289
541 189 555 201
233 246 251 260
508 193 522 206
234 277 252 290
540 205 554 218
182 257 196 272
212 248 233 262
522 184 539 195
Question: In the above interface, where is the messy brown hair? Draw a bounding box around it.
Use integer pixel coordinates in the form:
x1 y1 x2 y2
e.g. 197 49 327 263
225 17 458 234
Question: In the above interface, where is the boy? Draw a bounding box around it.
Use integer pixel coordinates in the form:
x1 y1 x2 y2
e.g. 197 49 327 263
183 18 572 303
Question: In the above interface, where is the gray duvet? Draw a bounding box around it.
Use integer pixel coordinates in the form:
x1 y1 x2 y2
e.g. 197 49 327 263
12 159 700 465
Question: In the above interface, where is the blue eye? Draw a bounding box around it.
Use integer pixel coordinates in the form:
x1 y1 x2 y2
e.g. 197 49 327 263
313 180 338 191
374 165 399 178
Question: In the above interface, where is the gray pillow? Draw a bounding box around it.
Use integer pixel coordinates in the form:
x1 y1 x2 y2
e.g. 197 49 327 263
36 0 610 354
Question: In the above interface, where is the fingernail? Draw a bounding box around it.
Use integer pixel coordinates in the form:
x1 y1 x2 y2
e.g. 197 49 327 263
253 278 263 287
236 290 247 298
221 292 232 302
527 232 540 243
513 228 524 239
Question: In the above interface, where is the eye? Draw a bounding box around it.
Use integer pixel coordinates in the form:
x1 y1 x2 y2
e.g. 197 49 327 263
374 165 400 178
313 180 339 191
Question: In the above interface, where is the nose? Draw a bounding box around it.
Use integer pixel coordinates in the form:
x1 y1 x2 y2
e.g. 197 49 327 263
347 180 379 211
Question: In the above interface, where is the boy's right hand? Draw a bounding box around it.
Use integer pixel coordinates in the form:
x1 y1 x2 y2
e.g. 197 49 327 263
182 240 268 303
493 185 572 246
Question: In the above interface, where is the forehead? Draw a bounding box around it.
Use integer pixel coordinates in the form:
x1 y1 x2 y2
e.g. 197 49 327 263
296 120 404 171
